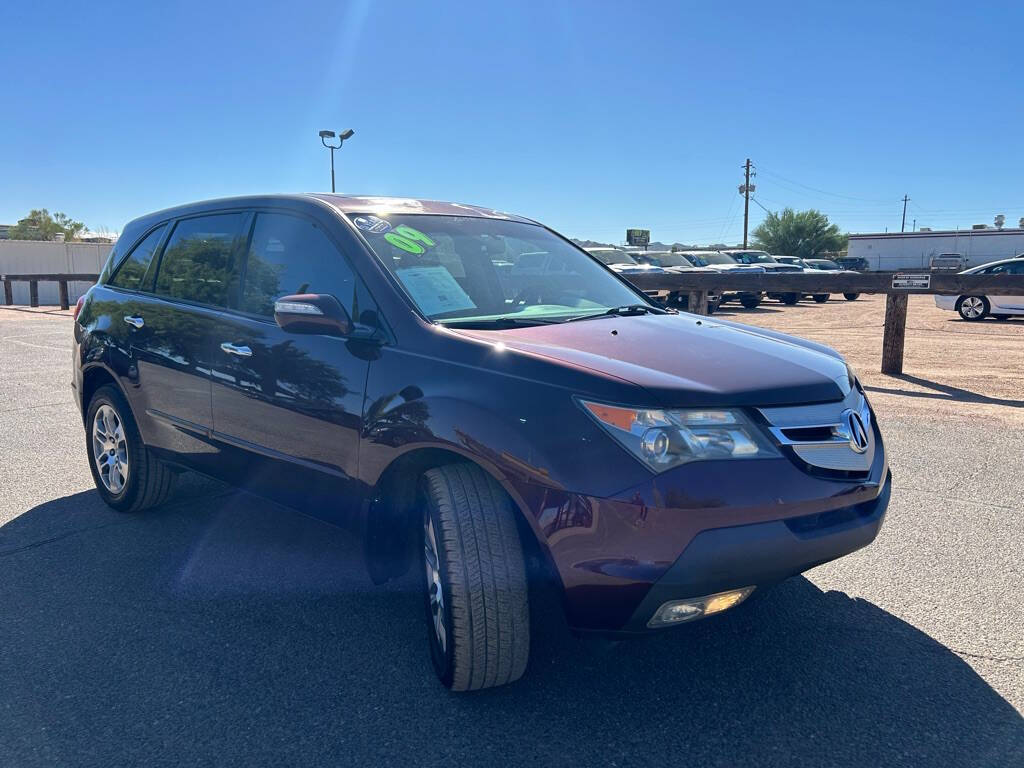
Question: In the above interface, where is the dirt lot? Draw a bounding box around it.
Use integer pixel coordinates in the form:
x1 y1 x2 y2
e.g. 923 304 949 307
718 293 1024 426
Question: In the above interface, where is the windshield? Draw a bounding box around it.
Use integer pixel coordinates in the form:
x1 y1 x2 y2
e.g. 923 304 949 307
351 214 647 324
699 252 739 265
642 252 691 267
588 249 638 265
729 251 776 264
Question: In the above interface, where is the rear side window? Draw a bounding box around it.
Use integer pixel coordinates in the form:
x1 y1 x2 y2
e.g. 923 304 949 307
154 213 245 306
239 213 357 317
109 225 166 291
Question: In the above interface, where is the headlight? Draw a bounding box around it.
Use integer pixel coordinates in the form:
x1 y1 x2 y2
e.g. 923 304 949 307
579 400 779 472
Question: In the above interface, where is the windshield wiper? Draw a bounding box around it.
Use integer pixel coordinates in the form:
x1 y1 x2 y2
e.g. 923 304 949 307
562 304 665 323
441 316 559 329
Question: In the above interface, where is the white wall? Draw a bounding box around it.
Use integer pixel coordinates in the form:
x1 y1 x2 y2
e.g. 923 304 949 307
0 241 112 305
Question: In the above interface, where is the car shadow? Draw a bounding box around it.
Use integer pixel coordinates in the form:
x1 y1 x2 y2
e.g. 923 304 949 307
2 485 1021 767
865 373 1024 409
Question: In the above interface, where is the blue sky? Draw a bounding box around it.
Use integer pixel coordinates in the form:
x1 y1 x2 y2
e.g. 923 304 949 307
2 0 1022 244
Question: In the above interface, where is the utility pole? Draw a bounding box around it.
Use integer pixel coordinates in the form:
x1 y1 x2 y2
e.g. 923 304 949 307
901 195 909 232
741 158 753 248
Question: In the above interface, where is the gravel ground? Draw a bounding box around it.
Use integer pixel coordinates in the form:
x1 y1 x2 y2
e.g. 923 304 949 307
1 302 1021 768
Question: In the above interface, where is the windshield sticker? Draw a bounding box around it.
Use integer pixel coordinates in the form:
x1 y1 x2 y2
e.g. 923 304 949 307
385 225 437 255
352 214 392 234
396 266 476 316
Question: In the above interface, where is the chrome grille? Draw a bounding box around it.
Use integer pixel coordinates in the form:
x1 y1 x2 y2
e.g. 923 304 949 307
758 388 874 472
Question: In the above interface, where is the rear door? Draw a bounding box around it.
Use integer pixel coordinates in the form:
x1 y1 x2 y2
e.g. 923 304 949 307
208 209 374 522
118 212 247 458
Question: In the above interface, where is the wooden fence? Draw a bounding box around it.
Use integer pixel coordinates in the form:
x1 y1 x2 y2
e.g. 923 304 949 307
1 273 100 310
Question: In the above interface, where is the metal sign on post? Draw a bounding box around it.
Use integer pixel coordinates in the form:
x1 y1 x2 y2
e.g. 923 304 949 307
892 273 931 289
626 229 650 247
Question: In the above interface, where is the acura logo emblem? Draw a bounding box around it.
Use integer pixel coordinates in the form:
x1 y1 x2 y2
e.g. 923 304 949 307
839 408 870 454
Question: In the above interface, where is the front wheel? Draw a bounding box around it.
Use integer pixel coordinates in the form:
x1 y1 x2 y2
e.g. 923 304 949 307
780 293 800 305
420 463 530 691
957 296 989 321
812 294 829 303
843 293 860 301
86 385 174 512
739 295 761 310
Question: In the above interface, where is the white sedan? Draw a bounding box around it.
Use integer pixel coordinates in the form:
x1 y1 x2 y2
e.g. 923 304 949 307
934 258 1024 320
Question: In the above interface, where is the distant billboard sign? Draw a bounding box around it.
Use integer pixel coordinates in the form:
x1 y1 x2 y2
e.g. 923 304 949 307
626 229 650 246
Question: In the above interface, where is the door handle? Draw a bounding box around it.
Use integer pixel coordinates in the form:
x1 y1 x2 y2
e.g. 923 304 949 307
123 315 144 329
220 342 253 357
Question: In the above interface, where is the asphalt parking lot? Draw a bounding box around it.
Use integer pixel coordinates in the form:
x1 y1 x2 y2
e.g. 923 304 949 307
1 298 1022 767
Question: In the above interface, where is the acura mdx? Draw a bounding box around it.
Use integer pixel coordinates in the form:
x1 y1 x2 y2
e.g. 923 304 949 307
73 195 890 691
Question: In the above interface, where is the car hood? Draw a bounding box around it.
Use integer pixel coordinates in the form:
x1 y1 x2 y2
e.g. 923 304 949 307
452 313 849 407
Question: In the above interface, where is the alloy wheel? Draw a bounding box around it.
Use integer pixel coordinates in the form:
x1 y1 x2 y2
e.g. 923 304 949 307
961 297 985 319
92 404 129 493
423 512 447 653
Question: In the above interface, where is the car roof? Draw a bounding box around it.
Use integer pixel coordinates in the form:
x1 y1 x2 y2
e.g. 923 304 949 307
123 193 539 231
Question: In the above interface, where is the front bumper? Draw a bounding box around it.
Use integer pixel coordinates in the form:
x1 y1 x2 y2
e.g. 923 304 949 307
524 425 889 633
621 470 889 632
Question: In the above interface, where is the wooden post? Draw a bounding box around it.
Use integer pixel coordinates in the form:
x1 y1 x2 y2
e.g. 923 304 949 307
687 289 709 316
29 280 39 308
2 278 11 306
881 293 908 375
58 280 70 310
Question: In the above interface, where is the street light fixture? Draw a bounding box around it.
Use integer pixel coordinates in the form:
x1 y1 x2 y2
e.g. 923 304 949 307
319 128 355 193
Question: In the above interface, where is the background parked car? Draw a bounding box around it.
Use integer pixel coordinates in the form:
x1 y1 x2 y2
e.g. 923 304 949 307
929 253 965 273
585 247 670 303
630 250 722 312
676 250 766 309
721 250 805 305
804 258 861 301
773 256 830 303
934 258 1024 321
834 256 870 271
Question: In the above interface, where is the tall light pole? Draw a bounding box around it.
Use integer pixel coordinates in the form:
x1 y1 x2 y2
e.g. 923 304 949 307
319 129 354 193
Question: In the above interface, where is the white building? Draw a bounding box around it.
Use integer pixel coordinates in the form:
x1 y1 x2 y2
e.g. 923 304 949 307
847 228 1024 271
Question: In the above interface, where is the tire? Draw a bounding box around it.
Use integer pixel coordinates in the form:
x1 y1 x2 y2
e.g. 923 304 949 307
956 296 990 322
781 293 800 305
739 295 761 310
993 314 1011 321
706 299 718 315
85 385 174 512
813 294 829 303
843 293 860 301
420 463 530 691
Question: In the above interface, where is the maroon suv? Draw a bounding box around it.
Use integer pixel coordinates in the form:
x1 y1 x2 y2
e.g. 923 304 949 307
72 195 890 691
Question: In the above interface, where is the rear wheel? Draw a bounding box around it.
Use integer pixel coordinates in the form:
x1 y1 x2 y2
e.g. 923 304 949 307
420 463 530 691
780 293 800 305
957 296 989 321
813 294 829 303
86 385 174 512
843 293 860 301
739 295 761 310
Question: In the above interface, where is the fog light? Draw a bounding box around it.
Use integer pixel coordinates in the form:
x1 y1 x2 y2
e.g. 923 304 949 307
647 586 756 628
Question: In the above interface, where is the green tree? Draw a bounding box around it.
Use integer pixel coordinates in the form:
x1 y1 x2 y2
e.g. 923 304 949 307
7 209 86 241
752 208 847 259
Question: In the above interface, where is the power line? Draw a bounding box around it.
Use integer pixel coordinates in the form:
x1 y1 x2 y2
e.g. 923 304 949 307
756 167 896 204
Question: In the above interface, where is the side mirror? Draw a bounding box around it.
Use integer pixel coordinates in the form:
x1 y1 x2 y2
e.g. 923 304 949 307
273 293 352 337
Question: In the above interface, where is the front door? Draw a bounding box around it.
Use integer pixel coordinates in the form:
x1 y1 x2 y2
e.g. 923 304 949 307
208 210 373 523
988 262 1024 311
